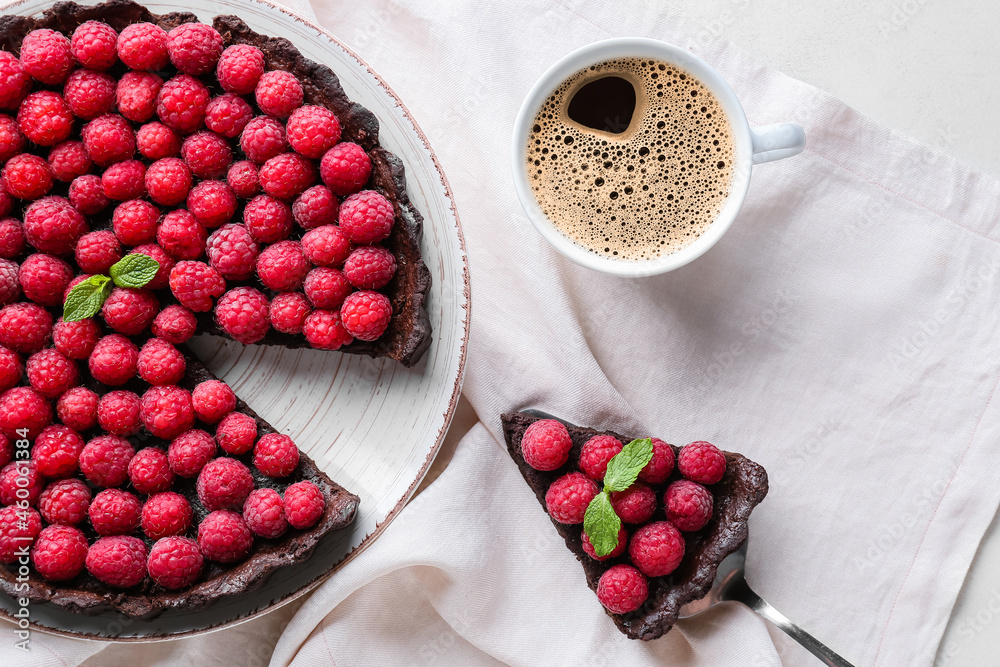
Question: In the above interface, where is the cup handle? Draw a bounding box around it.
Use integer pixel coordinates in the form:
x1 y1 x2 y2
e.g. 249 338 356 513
750 122 806 164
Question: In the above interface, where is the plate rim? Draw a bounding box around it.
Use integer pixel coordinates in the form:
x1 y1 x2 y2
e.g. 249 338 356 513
0 0 471 642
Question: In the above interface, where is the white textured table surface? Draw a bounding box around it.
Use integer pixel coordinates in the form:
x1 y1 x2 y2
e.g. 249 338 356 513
655 2 1000 665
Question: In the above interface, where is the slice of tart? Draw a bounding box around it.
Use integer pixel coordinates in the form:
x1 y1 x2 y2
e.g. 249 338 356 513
501 411 768 640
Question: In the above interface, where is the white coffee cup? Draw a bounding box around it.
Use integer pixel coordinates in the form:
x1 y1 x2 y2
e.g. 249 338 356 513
511 38 805 277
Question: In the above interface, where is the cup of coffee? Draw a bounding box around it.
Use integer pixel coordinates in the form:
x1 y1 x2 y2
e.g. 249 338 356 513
511 38 805 277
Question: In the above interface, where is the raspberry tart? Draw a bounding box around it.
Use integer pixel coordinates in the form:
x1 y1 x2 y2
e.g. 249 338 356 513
501 411 768 640
0 0 449 618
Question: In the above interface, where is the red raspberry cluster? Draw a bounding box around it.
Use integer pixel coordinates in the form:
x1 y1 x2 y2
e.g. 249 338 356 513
521 420 727 615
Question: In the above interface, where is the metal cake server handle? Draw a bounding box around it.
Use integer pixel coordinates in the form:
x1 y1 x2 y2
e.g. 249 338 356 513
678 542 854 667
521 409 854 666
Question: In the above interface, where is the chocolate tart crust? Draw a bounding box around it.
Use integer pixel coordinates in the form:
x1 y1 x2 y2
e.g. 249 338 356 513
501 411 768 641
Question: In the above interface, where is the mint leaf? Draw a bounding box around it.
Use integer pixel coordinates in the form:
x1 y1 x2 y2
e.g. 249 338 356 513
109 254 159 288
584 491 621 558
63 275 112 322
604 438 654 493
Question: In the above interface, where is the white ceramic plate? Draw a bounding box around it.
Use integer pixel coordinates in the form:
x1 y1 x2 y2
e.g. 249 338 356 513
0 0 469 640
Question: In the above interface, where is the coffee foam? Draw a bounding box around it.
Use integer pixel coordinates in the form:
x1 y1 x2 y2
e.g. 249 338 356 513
526 58 735 262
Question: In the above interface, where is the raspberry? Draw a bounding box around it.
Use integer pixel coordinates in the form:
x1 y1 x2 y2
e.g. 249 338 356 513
147 535 203 589
610 484 656 524
596 564 648 614
341 290 392 341
136 121 181 160
20 29 73 85
71 20 118 70
227 160 260 198
304 267 352 310
339 190 395 244
578 435 623 481
56 387 98 431
638 437 675 485
253 432 299 478
215 287 270 344
0 387 51 440
0 259 17 305
216 412 257 455
26 349 79 399
320 142 372 196
97 390 142 436
152 305 197 344
112 199 159 246
146 157 193 208
217 44 264 95
167 430 215 477
197 457 254 511
141 492 192 540
0 114 23 162
240 116 286 164
0 51 30 110
255 70 303 119
63 68 116 120
103 159 147 201
0 302 53 353
116 71 163 123
157 209 206 260
82 114 135 166
2 154 53 200
285 105 341 159
130 244 174 289
142 386 195 440
169 260 226 312
137 338 186 386
0 506 41 562
192 380 236 425
128 447 174 495
545 472 599 524
0 460 43 505
37 478 90 526
69 174 110 215
89 488 141 536
48 140 92 182
87 535 148 587
74 233 120 279
344 246 396 290
243 195 293 244
582 526 629 561
19 253 73 307
257 240 309 291
167 23 223 76
101 287 159 336
0 217 24 258
664 480 714 532
205 224 258 282
182 130 233 179
298 227 349 270
0 184 13 215
205 93 253 138
17 91 73 146
24 196 88 256
32 524 88 581
292 185 339 230
156 74 210 134
198 509 254 562
88 334 139 386
302 310 353 350
283 480 325 529
52 317 101 359
79 434 134 487
629 521 685 577
259 152 317 201
243 488 287 538
116 22 169 71
188 180 237 228
521 419 573 472
0 346 20 392
677 441 727 485
269 292 311 334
